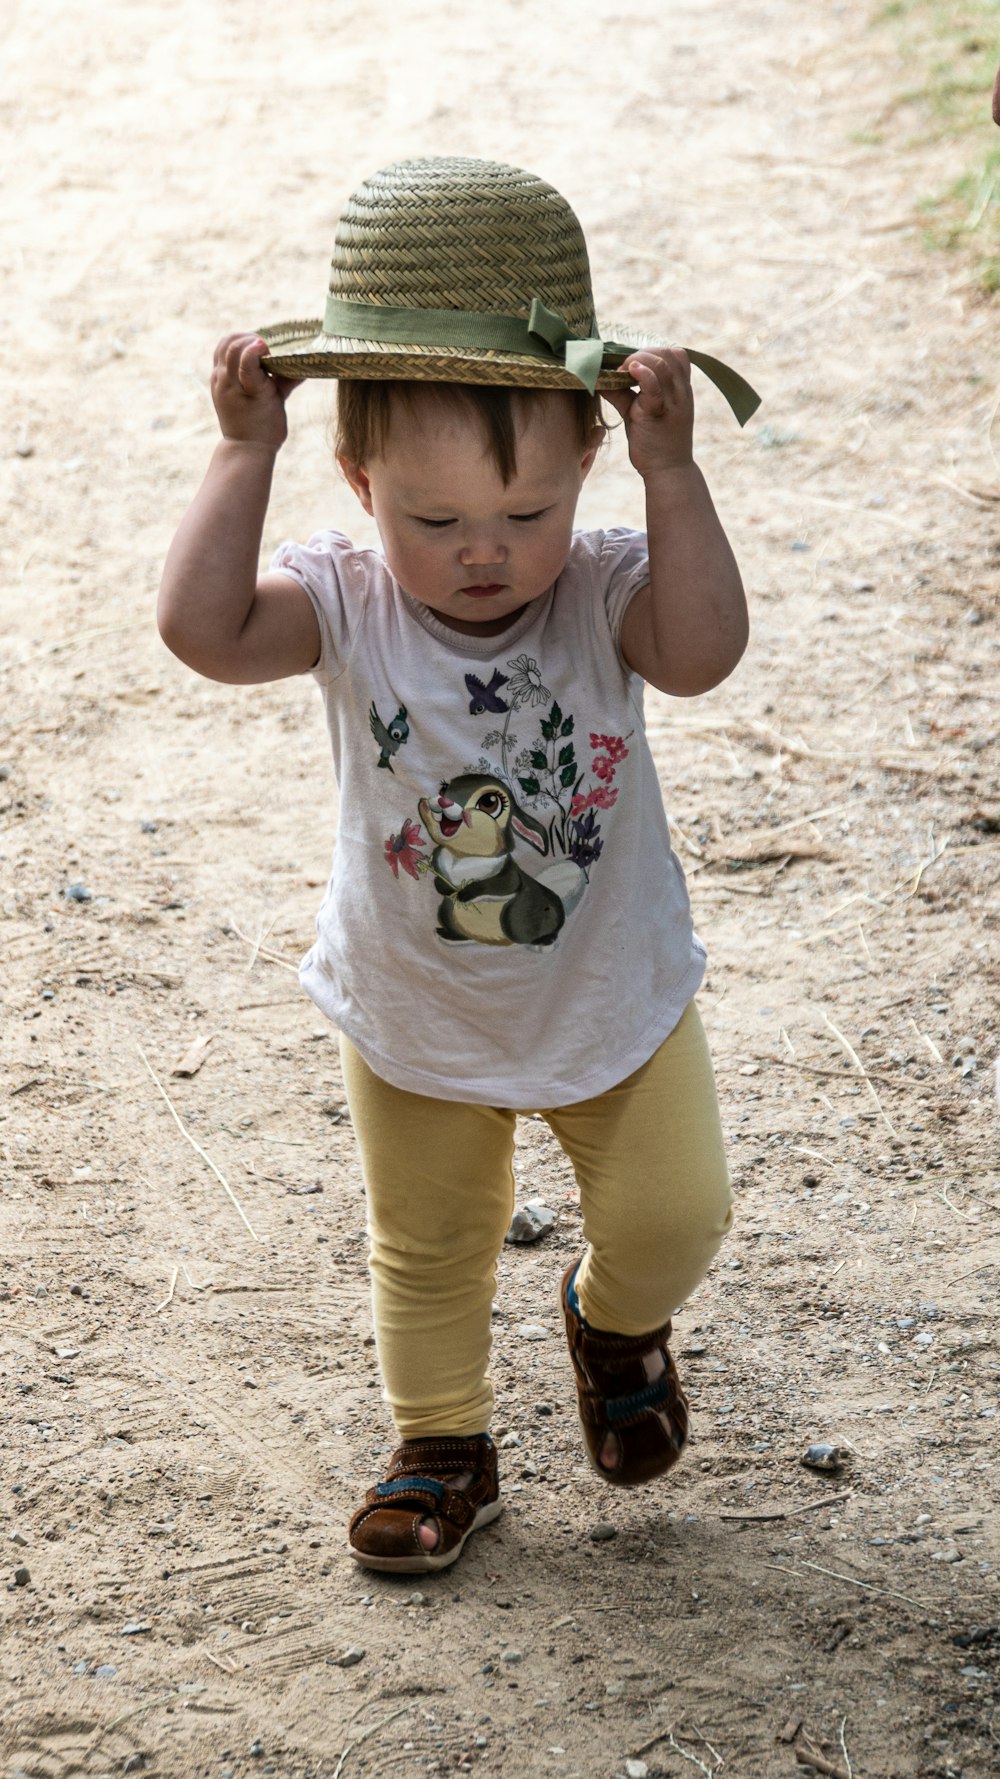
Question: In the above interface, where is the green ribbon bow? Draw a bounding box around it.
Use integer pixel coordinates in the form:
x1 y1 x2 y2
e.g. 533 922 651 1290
322 293 760 423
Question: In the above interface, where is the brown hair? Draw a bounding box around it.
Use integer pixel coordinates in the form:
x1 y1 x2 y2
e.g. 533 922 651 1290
335 380 606 487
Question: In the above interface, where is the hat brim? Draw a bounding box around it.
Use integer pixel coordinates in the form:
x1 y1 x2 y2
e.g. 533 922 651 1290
258 318 645 392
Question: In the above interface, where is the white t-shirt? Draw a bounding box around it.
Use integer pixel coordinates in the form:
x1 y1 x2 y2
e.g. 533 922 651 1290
272 526 705 1107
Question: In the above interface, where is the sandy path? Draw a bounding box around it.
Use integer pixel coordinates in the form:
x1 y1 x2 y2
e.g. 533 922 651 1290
2 2 998 1776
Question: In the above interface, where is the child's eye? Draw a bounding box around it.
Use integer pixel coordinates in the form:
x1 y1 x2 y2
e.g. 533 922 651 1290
414 516 456 529
510 508 549 523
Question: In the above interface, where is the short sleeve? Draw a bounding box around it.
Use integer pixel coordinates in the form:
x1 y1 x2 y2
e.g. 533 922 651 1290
598 527 650 647
269 529 368 684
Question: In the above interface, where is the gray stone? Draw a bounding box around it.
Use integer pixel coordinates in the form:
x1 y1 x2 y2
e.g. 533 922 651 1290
590 1522 617 1543
505 1201 556 1244
517 1324 549 1341
329 1646 365 1668
13 1566 30 1586
500 1648 523 1664
801 1443 845 1473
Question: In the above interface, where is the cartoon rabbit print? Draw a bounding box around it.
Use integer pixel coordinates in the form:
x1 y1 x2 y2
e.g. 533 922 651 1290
418 774 565 947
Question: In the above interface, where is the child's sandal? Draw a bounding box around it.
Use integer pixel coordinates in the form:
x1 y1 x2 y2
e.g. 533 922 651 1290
348 1434 501 1573
560 1260 689 1488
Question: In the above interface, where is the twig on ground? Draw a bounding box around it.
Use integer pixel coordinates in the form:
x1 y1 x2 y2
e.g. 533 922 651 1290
205 1650 238 1674
945 1261 998 1288
664 1727 723 1776
907 1015 943 1064
935 1186 974 1222
856 922 874 967
153 1265 178 1313
103 1687 201 1731
818 1010 897 1135
838 1715 854 1779
331 1705 414 1779
792 1741 850 1779
780 1026 796 1057
766 1555 928 1608
719 1489 853 1522
136 1046 264 1244
228 916 299 974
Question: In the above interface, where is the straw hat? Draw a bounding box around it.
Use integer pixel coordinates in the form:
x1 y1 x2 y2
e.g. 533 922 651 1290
259 157 759 422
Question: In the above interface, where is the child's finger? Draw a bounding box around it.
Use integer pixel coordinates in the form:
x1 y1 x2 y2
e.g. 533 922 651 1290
626 358 668 416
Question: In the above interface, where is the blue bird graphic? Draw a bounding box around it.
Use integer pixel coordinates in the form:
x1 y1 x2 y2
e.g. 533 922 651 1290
369 701 410 772
465 669 510 715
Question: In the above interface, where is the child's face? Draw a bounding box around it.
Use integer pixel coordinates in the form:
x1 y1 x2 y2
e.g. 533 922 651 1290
341 389 598 636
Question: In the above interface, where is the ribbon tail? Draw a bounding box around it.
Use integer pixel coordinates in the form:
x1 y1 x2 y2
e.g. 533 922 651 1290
562 337 604 395
684 349 761 427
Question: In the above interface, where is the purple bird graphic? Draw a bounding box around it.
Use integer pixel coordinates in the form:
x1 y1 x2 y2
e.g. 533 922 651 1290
465 668 510 715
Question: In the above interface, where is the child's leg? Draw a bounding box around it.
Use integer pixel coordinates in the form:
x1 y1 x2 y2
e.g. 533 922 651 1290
543 999 733 1331
542 1001 732 1483
339 1037 518 1440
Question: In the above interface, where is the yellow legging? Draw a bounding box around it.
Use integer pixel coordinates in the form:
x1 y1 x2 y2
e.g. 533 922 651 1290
340 1001 733 1440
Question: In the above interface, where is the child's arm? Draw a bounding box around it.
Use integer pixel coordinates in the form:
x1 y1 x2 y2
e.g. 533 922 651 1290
158 334 321 684
610 349 748 698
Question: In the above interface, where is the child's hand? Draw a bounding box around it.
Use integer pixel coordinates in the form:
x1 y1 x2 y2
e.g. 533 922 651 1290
604 348 694 479
211 333 298 453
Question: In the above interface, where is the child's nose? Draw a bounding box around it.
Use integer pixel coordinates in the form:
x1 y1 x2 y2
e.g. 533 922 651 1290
459 537 507 566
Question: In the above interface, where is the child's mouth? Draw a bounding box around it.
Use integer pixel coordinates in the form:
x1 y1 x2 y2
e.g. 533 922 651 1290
460 583 505 598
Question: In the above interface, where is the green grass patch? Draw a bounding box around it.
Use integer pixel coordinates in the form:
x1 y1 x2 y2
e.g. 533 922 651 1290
874 0 1000 294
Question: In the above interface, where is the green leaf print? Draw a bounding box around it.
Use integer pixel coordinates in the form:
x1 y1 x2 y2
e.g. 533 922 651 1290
560 764 577 788
558 742 575 768
530 750 549 771
540 716 555 742
561 715 574 737
550 701 563 730
519 775 542 796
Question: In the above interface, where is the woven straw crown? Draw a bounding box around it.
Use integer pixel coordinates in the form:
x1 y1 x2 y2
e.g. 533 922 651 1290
259 156 760 418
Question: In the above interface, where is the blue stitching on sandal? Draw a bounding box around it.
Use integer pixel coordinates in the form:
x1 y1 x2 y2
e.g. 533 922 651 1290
604 1377 671 1425
375 1476 445 1501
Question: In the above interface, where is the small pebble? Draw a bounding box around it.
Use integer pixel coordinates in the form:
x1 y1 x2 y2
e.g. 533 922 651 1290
13 1566 30 1586
123 1757 145 1774
249 1740 265 1758
69 1283 85 1296
590 1522 617 1543
517 1324 549 1341
328 1646 365 1668
500 1648 523 1664
407 1590 427 1607
534 1402 553 1416
64 883 92 902
10 1531 28 1547
801 1443 845 1474
120 1621 152 1635
625 1762 650 1779
94 1664 118 1679
72 1659 89 1675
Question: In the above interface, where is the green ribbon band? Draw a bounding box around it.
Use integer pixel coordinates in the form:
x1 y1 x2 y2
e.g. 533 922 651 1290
321 293 760 424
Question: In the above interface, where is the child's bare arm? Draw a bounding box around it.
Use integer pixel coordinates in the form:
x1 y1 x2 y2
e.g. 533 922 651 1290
610 350 748 698
158 335 320 684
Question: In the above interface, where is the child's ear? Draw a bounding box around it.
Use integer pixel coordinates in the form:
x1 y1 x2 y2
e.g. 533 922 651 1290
338 457 374 515
579 432 602 481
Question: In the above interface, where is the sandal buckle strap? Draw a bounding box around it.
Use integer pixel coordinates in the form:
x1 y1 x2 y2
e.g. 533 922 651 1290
603 1376 672 1426
376 1475 445 1502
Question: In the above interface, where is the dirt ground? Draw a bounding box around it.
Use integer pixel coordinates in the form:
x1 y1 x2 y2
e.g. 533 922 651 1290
2 1 999 1775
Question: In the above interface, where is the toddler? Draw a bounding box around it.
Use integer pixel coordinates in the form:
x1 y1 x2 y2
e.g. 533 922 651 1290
159 157 759 1574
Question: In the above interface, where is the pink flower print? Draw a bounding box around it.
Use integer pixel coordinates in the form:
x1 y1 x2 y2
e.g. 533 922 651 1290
592 754 616 782
590 732 629 765
570 785 619 818
384 818 426 881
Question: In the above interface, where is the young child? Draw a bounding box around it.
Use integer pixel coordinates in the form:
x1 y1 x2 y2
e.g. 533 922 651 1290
159 156 759 1575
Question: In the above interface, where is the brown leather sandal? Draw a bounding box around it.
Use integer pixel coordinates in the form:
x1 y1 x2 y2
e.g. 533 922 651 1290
348 1434 501 1573
561 1260 689 1488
